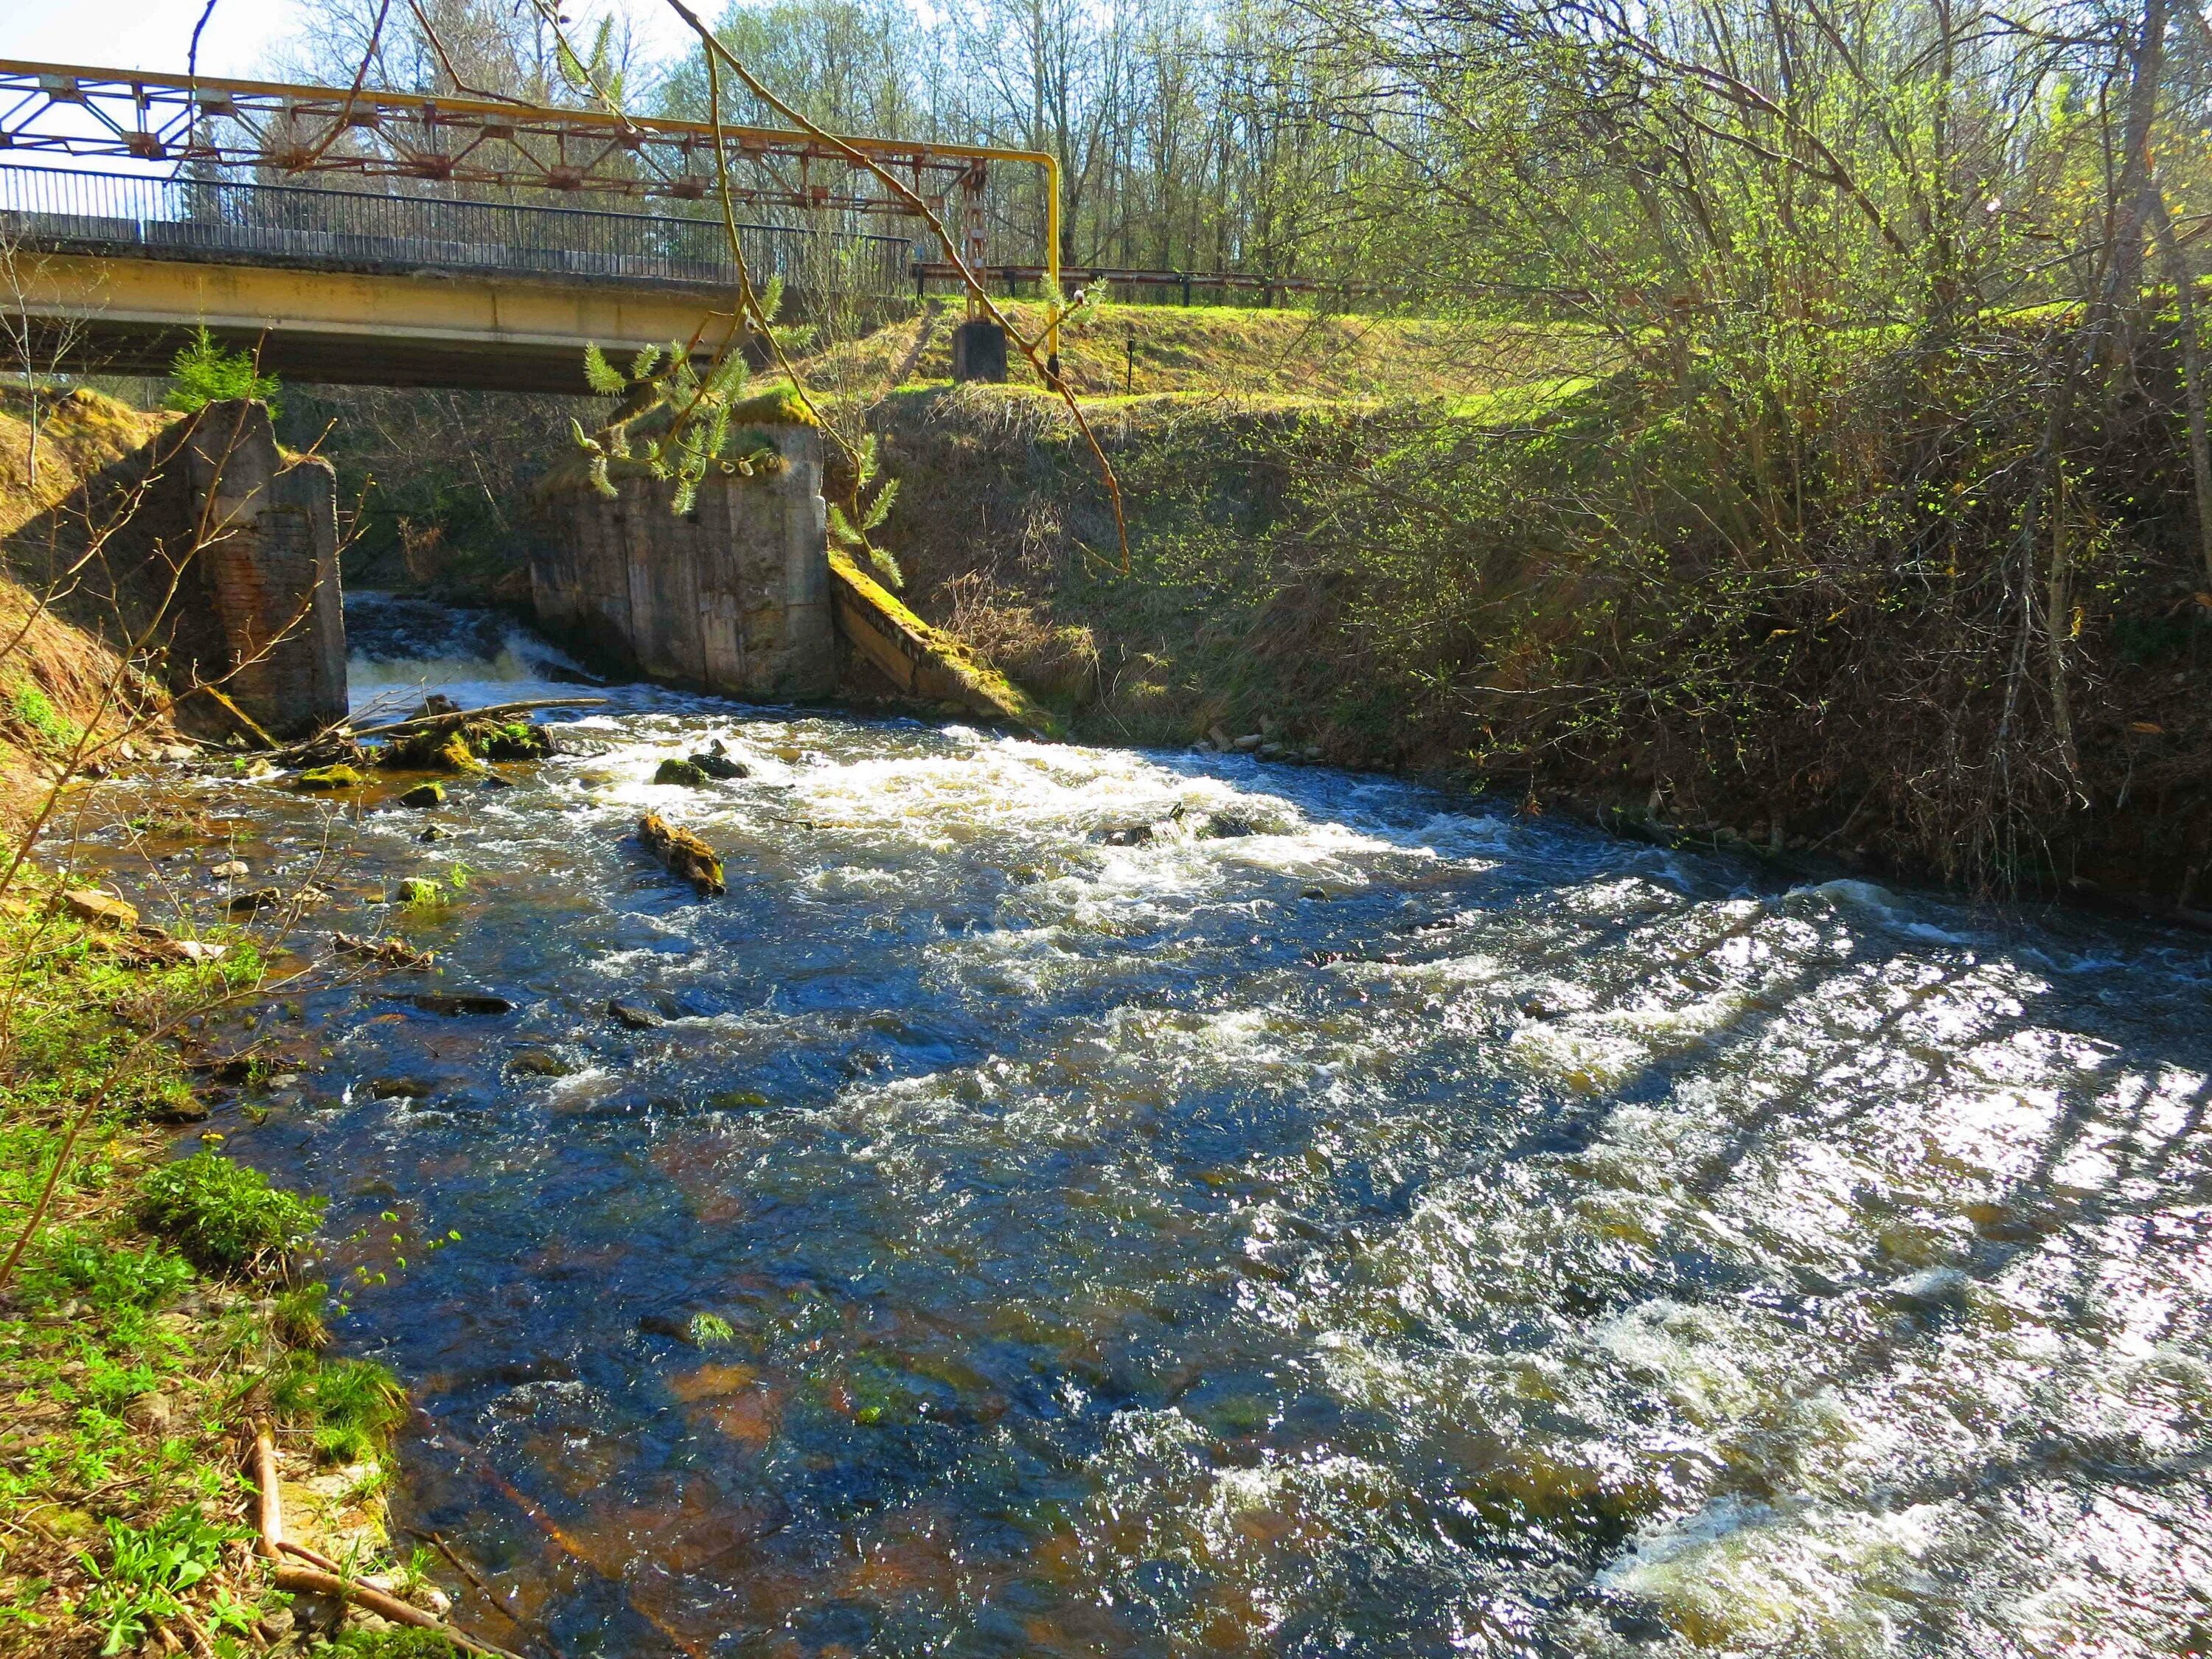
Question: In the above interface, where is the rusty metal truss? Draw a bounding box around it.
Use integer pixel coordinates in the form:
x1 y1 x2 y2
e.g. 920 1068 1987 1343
0 58 1009 236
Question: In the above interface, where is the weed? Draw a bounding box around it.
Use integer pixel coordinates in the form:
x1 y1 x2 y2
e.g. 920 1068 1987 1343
689 1312 736 1347
393 877 445 910
23 1231 192 1312
76 1505 250 1656
133 1153 323 1274
319 1627 462 1657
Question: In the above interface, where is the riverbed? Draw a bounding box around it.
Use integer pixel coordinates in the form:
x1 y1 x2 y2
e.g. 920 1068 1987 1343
85 596 2212 1656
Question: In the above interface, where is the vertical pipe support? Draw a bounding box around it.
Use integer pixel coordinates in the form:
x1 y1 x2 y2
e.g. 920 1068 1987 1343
1043 149 1062 380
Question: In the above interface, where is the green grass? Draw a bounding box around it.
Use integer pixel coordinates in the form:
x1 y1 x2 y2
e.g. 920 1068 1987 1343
6 681 80 753
0 896 434 1645
268 1352 407 1464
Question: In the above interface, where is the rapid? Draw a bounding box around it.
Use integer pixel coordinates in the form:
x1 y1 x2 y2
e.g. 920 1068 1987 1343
86 594 2212 1656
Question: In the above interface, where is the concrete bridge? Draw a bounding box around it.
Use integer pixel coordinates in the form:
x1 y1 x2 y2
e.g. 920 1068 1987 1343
0 61 1053 737
0 59 1050 393
1 162 915 394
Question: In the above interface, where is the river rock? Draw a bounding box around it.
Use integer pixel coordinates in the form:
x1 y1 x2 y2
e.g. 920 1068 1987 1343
228 887 283 914
1102 824 1155 846
295 765 366 791
1200 811 1258 838
508 1048 572 1077
122 1391 174 1436
639 813 726 894
608 998 667 1030
368 1077 433 1100
210 859 249 878
333 932 434 970
399 782 445 808
408 992 515 1017
655 759 712 787
62 888 138 931
417 826 446 842
1232 733 1265 752
392 877 443 906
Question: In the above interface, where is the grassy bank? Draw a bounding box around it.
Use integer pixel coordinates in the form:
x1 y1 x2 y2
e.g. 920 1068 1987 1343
863 325 2212 911
0 888 465 1658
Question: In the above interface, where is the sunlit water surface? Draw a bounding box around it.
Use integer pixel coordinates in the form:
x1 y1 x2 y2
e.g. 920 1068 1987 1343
89 597 2212 1656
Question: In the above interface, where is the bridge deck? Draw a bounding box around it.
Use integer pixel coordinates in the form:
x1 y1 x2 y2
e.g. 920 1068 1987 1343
1 164 914 392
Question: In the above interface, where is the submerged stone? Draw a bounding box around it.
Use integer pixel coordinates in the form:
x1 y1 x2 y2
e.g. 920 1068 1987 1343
608 998 667 1030
408 992 515 1017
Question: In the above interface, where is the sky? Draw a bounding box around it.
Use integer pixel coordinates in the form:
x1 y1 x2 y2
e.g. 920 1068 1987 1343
0 0 700 83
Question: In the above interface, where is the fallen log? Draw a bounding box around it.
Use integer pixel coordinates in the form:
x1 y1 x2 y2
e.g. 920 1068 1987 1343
355 698 608 741
639 813 726 896
268 698 608 768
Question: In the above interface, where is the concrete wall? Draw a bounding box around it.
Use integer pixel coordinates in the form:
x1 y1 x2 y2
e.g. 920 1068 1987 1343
161 402 349 741
530 424 835 700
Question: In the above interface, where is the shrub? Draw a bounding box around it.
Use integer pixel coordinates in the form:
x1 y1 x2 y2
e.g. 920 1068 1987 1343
163 327 282 417
133 1155 322 1274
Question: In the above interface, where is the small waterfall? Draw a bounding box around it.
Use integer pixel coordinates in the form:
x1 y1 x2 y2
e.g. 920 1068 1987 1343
344 591 601 713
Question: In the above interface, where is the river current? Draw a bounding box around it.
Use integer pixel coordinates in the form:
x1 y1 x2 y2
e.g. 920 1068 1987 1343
91 596 2212 1655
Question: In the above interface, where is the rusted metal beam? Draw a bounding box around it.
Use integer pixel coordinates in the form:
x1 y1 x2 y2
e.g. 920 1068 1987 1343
0 58 1015 216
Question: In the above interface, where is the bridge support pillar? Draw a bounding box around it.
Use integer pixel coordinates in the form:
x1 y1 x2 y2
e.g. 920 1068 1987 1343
951 320 1009 383
163 401 349 742
529 421 835 700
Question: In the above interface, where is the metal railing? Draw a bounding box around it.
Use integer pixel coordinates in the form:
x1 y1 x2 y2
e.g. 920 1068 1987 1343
0 164 917 297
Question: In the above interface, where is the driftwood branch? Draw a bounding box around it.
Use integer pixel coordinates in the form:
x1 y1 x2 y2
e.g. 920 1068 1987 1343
249 1426 526 1659
351 698 608 740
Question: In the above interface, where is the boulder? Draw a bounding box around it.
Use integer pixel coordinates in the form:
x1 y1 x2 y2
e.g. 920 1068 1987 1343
399 782 445 808
62 888 138 931
295 765 366 791
655 759 712 787
688 740 750 779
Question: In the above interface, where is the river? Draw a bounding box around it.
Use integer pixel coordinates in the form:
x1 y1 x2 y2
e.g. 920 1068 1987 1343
87 594 2212 1656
